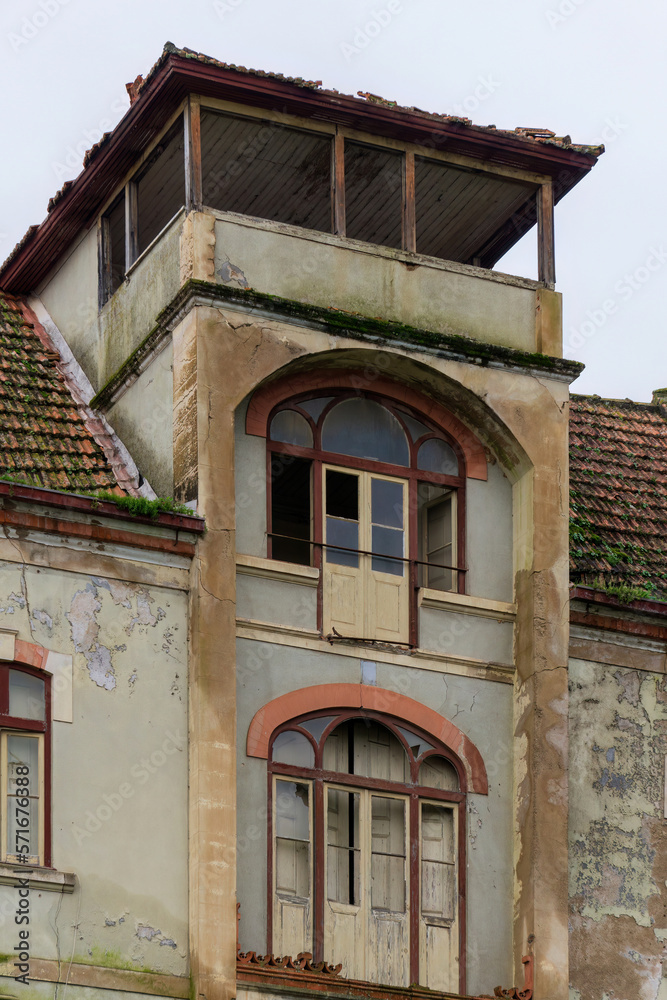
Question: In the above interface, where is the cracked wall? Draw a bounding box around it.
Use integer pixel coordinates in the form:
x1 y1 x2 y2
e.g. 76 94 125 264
0 559 189 987
569 657 667 1000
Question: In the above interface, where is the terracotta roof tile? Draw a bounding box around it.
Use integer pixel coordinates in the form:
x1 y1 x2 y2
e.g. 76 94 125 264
0 293 119 494
569 394 667 598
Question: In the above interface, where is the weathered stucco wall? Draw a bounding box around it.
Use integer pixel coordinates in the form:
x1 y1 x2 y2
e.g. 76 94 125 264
172 278 569 999
0 560 189 988
569 656 667 1000
37 213 183 395
98 215 183 390
235 638 514 997
106 343 175 497
37 227 99 387
213 213 543 353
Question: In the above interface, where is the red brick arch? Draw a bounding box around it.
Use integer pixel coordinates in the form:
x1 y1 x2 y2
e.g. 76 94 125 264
246 682 488 794
245 368 487 480
14 638 52 672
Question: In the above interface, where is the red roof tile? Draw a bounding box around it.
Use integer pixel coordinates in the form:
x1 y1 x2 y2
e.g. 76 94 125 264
569 394 667 598
0 293 120 494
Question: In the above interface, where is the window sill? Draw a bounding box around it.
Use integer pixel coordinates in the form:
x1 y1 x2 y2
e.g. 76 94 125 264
0 861 76 893
237 554 319 586
419 588 516 621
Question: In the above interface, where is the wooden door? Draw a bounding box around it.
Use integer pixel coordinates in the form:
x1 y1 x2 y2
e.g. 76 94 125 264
322 468 409 643
324 786 365 979
368 793 410 986
419 801 458 991
273 777 313 958
325 788 410 986
323 468 364 637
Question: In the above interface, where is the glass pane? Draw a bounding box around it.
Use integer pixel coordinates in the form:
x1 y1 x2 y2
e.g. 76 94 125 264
427 497 454 590
300 716 337 743
396 726 434 759
371 525 404 576
418 438 459 476
371 796 406 912
276 839 310 897
371 479 403 528
270 410 313 447
322 399 409 465
421 803 456 920
271 456 312 565
9 671 45 721
299 397 334 422
327 789 360 904
419 485 455 591
326 470 359 568
136 117 185 255
275 780 310 841
272 731 315 767
326 518 359 567
106 192 126 294
397 410 431 443
7 735 39 860
326 470 358 519
419 756 460 791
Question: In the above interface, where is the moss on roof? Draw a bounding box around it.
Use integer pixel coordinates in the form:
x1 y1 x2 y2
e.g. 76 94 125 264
0 293 119 493
569 393 667 599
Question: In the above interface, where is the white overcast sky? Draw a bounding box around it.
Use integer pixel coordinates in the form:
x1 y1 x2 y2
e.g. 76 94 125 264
0 0 665 401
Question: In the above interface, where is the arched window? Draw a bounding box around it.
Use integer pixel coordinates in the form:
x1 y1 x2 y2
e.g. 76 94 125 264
268 710 464 992
267 391 466 645
0 665 51 866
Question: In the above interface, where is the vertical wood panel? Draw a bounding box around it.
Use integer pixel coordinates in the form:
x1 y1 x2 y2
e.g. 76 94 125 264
332 133 346 236
98 217 111 310
124 181 138 270
537 181 555 285
185 96 203 211
402 151 416 252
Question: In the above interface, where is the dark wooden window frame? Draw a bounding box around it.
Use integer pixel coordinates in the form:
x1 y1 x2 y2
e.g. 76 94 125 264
267 708 467 993
99 109 190 307
266 390 467 648
0 664 52 868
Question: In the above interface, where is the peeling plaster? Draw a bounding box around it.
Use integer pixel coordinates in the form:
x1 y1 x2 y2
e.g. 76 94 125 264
66 579 175 691
570 660 667 1000
31 608 53 630
136 923 178 949
217 259 250 288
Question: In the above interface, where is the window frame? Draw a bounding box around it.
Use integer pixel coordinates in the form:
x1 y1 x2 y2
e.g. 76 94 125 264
267 709 466 991
99 113 186 308
266 390 467 646
0 665 51 868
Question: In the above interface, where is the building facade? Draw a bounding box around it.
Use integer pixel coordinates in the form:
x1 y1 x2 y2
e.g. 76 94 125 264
3 42 664 1000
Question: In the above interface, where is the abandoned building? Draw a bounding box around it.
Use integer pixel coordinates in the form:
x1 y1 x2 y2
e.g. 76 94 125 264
0 41 665 1000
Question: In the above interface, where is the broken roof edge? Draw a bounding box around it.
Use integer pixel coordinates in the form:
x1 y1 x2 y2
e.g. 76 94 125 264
0 479 205 534
0 479 206 547
0 43 602 293
570 585 667 620
571 391 667 411
141 43 602 157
